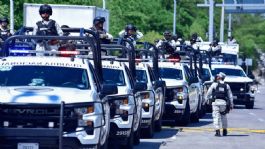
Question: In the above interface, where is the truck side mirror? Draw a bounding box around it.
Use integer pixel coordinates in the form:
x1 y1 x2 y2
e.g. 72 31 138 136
201 76 210 82
189 77 198 85
101 84 118 97
134 82 147 93
154 80 166 88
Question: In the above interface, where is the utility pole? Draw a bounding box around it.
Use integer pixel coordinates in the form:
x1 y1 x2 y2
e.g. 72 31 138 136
10 0 14 34
228 14 232 37
220 0 224 42
103 0 106 9
209 0 214 42
173 0 177 35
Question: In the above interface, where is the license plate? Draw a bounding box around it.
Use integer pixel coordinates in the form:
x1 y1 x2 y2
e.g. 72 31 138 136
233 96 237 99
174 110 183 113
18 143 39 149
141 119 150 124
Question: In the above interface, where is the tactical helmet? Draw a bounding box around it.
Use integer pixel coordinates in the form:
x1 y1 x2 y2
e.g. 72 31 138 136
213 38 219 44
191 33 198 39
216 72 226 80
93 16 105 25
125 24 137 32
39 4 53 15
0 17 9 23
163 30 172 36
163 30 172 40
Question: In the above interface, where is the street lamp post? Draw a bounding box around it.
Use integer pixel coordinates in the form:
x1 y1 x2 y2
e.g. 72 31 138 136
173 0 177 35
103 0 106 9
220 0 224 42
209 0 214 42
10 0 14 34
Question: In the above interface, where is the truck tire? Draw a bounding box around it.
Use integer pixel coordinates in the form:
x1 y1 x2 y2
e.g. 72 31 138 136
178 99 190 126
121 131 134 149
133 122 141 145
191 103 200 123
100 139 108 149
246 101 254 109
155 117 162 132
145 119 154 138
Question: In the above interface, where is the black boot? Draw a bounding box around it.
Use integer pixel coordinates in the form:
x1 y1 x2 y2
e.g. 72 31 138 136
215 130 221 137
223 129 227 136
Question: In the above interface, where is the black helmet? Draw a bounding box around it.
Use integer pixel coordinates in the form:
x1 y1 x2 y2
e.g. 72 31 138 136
163 30 172 36
213 38 219 44
93 16 105 25
0 17 9 23
125 24 137 32
191 33 198 39
39 4 53 15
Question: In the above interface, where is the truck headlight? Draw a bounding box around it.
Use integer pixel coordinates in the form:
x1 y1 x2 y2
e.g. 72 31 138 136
109 98 129 119
74 105 94 127
172 87 187 103
141 92 150 99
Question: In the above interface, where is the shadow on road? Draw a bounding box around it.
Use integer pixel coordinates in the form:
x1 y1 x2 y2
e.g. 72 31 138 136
152 128 179 139
188 120 212 127
134 142 161 149
201 113 213 119
233 105 263 110
226 134 249 137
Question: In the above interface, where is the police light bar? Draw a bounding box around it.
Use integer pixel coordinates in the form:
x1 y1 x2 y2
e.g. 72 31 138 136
9 50 80 55
211 61 235 65
158 58 181 63
135 58 152 62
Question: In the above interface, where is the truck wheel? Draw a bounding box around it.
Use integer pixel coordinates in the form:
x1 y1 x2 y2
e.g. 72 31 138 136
133 122 141 145
191 104 200 123
178 100 190 126
246 101 254 109
155 117 162 132
145 119 154 138
100 139 108 149
121 131 134 149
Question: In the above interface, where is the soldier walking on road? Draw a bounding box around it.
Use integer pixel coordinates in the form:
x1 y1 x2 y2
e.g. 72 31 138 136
206 72 233 136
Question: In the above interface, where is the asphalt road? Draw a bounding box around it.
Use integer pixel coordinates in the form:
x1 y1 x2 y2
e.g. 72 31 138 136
135 85 265 149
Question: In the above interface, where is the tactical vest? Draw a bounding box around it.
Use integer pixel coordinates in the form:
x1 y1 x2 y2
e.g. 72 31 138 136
213 82 228 101
0 29 11 41
36 20 58 36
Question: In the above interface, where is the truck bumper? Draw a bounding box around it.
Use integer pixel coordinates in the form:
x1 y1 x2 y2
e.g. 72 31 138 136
162 104 185 121
233 93 255 105
0 128 98 149
108 123 131 145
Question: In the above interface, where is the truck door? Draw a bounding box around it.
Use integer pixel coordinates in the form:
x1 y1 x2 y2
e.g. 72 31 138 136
184 65 197 112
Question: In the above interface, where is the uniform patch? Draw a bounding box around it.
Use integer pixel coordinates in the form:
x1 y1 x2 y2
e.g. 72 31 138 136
0 66 12 71
218 87 225 92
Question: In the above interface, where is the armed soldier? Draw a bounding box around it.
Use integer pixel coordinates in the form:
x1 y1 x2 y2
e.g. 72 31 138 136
0 17 12 41
33 4 63 54
118 24 143 46
206 72 233 136
90 16 113 44
156 30 177 55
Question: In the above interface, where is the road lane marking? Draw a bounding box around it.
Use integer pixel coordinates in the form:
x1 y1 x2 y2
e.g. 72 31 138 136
249 112 256 116
181 128 265 134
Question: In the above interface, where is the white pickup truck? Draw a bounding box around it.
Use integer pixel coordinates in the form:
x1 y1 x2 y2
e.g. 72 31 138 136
0 35 117 149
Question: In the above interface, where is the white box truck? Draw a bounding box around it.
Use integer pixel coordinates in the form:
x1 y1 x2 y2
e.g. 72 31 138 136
23 3 110 31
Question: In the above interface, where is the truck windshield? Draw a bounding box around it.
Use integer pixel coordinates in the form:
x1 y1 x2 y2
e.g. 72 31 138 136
136 70 148 83
0 66 90 89
202 68 211 77
103 68 125 86
212 68 246 77
159 68 183 80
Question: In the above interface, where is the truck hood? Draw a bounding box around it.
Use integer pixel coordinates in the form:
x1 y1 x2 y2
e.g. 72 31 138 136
163 79 185 87
0 86 94 104
225 76 253 83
